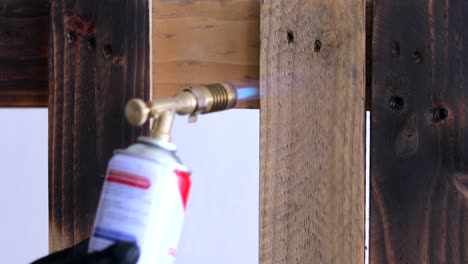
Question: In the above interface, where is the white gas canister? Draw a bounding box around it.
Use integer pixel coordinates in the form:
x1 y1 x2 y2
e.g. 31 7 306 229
89 137 191 264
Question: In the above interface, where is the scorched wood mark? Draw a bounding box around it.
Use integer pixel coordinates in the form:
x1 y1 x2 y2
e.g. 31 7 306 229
0 0 48 107
371 0 468 263
49 0 150 252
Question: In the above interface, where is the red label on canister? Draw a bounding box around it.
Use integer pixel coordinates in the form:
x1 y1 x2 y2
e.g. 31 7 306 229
174 170 191 209
106 170 151 190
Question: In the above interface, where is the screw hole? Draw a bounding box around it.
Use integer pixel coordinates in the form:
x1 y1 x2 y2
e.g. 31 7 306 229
103 44 112 59
66 31 76 43
412 51 423 64
287 30 294 44
87 37 96 52
389 96 404 111
431 108 448 122
314 40 322 52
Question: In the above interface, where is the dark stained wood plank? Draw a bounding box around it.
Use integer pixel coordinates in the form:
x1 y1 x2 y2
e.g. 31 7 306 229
260 0 366 263
49 0 150 252
371 0 468 263
0 0 48 107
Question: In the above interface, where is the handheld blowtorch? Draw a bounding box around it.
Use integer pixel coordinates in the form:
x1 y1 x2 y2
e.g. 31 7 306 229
87 82 258 264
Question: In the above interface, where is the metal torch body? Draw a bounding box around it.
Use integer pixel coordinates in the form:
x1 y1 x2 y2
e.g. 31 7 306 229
88 137 191 264
87 82 244 263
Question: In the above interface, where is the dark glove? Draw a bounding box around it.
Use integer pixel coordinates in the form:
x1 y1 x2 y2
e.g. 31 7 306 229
31 240 140 264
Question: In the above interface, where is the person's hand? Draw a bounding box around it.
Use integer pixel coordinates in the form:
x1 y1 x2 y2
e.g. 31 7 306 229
31 240 140 264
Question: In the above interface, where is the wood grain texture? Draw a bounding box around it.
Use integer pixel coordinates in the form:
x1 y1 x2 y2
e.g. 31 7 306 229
371 0 468 263
260 0 365 263
0 0 48 107
152 0 259 109
49 0 150 251
366 0 373 111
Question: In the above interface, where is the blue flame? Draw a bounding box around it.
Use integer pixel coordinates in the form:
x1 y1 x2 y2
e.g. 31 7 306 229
236 87 259 100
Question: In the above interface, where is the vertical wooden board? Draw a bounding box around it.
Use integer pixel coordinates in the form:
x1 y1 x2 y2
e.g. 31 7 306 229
371 0 468 263
260 0 365 263
365 0 373 111
0 0 48 107
49 0 150 251
152 0 260 108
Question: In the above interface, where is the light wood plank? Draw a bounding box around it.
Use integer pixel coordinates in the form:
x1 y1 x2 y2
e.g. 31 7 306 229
260 0 366 263
152 0 259 109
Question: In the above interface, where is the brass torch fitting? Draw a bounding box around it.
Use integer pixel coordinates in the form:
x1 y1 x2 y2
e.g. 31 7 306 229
125 83 238 142
188 83 237 114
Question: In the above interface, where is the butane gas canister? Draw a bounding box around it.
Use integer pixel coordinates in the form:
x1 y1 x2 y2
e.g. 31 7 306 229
88 136 191 264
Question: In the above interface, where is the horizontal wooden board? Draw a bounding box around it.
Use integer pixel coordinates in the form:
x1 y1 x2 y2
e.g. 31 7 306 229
152 0 260 109
0 0 48 107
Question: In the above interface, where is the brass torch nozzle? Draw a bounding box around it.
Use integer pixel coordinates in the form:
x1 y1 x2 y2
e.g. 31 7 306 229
125 98 151 127
125 83 238 141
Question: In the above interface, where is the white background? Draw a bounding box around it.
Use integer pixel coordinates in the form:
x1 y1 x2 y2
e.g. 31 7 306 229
0 109 259 264
0 109 48 263
0 109 369 264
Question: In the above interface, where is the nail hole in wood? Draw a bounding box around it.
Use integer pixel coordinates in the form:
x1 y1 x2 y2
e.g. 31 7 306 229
314 40 322 52
66 31 76 43
389 96 404 111
103 44 112 59
287 30 294 44
87 37 96 52
431 108 448 122
412 51 423 64
392 41 400 56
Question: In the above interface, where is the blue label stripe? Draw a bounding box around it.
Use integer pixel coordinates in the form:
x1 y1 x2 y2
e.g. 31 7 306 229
94 227 137 243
